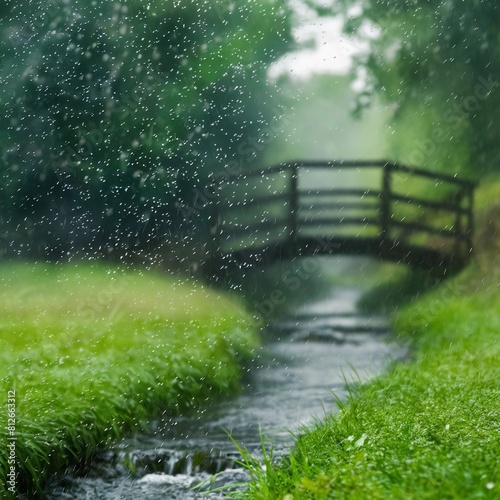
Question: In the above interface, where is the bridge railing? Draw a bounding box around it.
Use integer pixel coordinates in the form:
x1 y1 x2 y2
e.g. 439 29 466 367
211 160 475 268
380 162 475 257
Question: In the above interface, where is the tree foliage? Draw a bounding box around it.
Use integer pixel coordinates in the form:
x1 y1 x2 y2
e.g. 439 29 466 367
333 0 500 176
0 0 294 259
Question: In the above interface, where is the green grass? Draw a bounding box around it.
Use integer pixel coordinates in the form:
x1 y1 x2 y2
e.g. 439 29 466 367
243 180 500 499
0 262 259 498
243 265 500 499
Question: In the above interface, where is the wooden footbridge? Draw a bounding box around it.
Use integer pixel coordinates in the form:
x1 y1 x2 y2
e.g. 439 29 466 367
207 160 475 274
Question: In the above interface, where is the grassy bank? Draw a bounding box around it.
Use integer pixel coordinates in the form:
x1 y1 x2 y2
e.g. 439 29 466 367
0 263 259 498
244 180 500 499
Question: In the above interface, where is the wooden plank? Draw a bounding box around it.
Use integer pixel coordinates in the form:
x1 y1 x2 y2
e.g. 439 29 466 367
299 201 380 211
220 218 289 237
390 220 457 237
380 163 392 244
299 217 379 227
214 159 477 190
219 233 465 273
220 160 387 183
289 164 299 251
466 184 474 254
211 180 222 254
220 192 289 211
222 209 289 227
222 235 458 270
220 234 287 254
283 160 389 169
390 193 468 213
453 191 464 252
299 188 382 198
392 162 476 188
222 165 288 182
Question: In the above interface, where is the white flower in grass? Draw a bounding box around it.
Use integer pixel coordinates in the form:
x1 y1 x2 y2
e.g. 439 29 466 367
345 433 367 451
354 434 367 448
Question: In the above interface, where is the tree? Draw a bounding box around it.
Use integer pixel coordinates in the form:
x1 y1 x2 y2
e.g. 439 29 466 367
0 0 294 260
328 0 500 177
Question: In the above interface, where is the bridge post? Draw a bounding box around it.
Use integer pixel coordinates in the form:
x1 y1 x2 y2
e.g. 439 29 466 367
289 163 299 256
466 184 474 256
202 173 225 281
453 184 474 263
380 162 393 250
453 188 465 259
207 173 221 254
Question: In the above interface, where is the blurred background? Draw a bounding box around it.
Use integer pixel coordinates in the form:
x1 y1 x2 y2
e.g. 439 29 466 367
0 0 496 278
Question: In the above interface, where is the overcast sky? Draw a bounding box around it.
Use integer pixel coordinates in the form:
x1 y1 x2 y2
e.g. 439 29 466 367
269 2 374 83
269 18 360 79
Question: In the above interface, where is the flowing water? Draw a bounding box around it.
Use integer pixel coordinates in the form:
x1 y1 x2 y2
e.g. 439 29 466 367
46 287 403 499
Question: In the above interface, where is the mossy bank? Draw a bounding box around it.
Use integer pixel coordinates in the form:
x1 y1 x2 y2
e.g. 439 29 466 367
0 263 259 498
244 177 500 499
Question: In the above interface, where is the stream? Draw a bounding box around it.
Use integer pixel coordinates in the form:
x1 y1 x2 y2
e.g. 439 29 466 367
46 287 403 499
